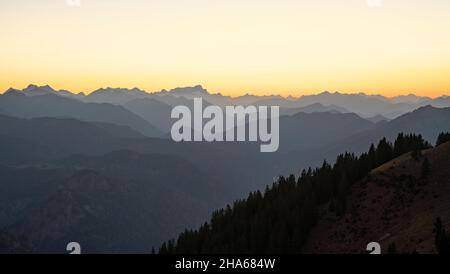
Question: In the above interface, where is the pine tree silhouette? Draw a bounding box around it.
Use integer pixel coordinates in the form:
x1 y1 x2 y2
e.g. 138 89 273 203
159 134 432 254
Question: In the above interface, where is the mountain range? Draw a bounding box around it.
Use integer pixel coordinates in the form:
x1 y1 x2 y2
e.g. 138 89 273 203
1 84 450 253
4 84 450 126
0 89 162 137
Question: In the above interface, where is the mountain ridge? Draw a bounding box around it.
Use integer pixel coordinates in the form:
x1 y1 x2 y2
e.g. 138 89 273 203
0 91 162 137
4 84 449 120
304 141 450 254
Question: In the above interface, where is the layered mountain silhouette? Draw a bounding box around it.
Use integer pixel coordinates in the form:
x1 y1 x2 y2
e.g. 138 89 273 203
123 98 176 133
0 87 162 137
1 84 450 253
278 112 375 152
316 106 450 162
0 114 145 163
4 84 450 126
279 103 350 116
4 152 228 253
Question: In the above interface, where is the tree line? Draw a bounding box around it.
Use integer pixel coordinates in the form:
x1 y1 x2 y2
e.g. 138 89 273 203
159 133 447 254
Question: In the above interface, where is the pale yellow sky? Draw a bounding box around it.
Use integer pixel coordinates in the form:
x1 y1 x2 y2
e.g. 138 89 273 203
1 0 450 97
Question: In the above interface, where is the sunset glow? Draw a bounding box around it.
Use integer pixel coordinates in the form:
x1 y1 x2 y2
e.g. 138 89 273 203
1 0 450 97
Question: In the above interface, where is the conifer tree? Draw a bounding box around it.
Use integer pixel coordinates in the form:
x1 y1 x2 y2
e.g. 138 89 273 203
436 132 450 146
160 133 432 254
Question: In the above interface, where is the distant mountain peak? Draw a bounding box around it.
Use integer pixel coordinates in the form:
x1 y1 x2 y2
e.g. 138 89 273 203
25 84 38 90
15 84 58 97
168 85 209 95
91 87 147 95
415 104 437 111
23 84 55 93
41 84 54 91
4 88 20 94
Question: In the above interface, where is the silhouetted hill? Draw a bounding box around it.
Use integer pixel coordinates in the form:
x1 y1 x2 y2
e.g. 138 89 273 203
304 141 450 253
390 94 431 104
278 112 375 152
166 85 209 96
4 151 230 253
159 134 443 254
364 114 389 124
6 84 450 121
292 92 426 119
0 114 274 195
124 98 173 133
430 96 450 108
233 94 283 106
0 115 144 163
22 84 56 96
0 118 282 253
7 84 84 100
2 86 450 254
0 92 162 137
319 106 450 161
84 87 149 104
280 103 349 116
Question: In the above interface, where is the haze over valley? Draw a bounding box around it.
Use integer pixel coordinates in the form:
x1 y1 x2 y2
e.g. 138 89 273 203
2 0 450 255
1 84 450 252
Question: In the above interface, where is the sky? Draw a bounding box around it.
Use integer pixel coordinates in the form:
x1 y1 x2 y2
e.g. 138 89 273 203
1 0 450 97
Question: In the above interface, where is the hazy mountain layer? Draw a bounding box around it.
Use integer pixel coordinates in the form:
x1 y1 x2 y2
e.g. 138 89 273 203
4 84 450 122
0 91 162 137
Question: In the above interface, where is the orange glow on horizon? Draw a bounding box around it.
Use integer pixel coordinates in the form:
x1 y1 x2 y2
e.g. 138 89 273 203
1 1 450 98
